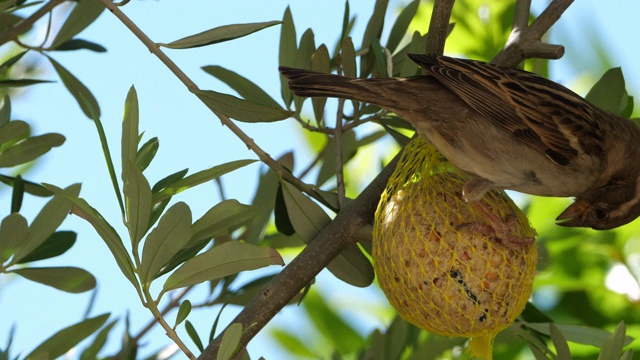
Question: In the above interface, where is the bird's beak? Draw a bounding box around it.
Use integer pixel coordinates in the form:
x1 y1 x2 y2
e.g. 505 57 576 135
556 200 588 227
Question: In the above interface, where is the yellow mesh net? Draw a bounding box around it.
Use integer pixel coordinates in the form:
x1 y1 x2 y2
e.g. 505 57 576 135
373 137 538 359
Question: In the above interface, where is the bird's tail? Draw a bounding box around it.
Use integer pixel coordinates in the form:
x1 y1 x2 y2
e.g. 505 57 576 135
278 67 395 107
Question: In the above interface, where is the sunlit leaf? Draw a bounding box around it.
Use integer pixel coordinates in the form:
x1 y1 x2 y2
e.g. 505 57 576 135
598 322 627 360
121 86 139 183
159 21 281 49
196 89 293 123
0 120 29 145
51 0 105 48
201 66 281 108
152 159 256 204
53 38 106 52
185 320 204 352
360 0 389 77
341 37 357 78
135 137 159 172
549 324 571 360
279 6 297 107
124 163 152 248
174 300 192 328
152 168 189 194
586 67 629 115
163 241 283 291
525 322 634 347
0 95 10 126
0 133 64 168
310 44 330 123
0 79 53 87
16 231 76 264
0 213 28 265
387 0 420 53
0 51 27 72
79 320 117 360
218 323 242 360
190 199 257 245
11 266 95 293
25 314 109 359
47 56 100 118
141 202 192 283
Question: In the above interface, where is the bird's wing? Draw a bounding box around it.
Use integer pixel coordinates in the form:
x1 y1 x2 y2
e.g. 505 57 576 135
408 54 603 166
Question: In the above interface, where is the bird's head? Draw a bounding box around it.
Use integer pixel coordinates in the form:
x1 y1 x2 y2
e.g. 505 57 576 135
556 178 640 229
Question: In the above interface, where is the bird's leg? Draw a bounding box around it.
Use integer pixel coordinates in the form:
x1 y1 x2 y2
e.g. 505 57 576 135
462 177 494 202
469 201 535 250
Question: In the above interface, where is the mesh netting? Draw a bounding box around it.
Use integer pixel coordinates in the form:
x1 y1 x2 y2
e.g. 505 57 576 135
373 137 538 359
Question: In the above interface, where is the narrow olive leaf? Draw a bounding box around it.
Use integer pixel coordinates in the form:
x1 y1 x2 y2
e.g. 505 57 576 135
399 31 427 77
135 137 159 172
11 174 24 212
0 95 10 126
79 319 118 360
549 324 571 360
124 162 152 248
370 37 388 77
245 164 280 244
0 133 64 168
217 323 242 360
0 79 54 87
25 313 109 360
295 29 316 70
190 199 257 245
274 183 295 235
43 183 137 286
598 322 626 360
159 21 281 49
585 67 629 115
11 266 95 293
196 89 293 123
202 66 281 108
174 300 192 328
280 181 373 286
141 202 192 283
360 0 389 77
0 175 52 197
279 6 297 107
0 51 27 72
47 56 100 118
53 39 107 52
163 241 283 291
525 323 634 347
185 320 204 352
221 274 277 306
152 159 256 204
0 213 28 265
16 231 76 264
310 45 330 123
50 0 105 48
341 37 357 78
121 86 139 183
152 168 189 194
620 349 634 360
386 0 420 53
12 184 78 263
0 119 29 145
317 131 357 186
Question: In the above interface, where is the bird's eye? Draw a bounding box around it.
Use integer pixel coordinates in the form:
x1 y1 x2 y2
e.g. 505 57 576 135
594 207 609 221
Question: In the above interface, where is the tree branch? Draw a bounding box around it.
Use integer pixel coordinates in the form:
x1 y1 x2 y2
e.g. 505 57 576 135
0 0 66 47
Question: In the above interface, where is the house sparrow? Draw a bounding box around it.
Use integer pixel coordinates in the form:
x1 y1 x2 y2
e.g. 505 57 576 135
279 54 640 230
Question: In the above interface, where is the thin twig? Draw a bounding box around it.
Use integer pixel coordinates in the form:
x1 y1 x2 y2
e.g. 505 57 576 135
294 111 386 134
334 99 347 209
99 0 335 211
0 0 66 47
132 286 194 343
425 0 455 55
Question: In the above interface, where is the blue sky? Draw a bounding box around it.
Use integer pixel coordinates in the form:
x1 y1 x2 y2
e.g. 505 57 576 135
1 0 639 358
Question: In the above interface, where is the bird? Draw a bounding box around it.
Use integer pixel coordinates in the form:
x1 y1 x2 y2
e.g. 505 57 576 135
279 54 640 231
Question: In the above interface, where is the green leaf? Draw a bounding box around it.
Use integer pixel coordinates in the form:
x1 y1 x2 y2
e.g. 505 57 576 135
11 175 24 214
159 21 281 49
360 0 389 77
25 314 109 360
13 184 78 263
43 183 137 287
135 137 159 172
163 241 283 291
310 44 330 122
121 86 139 183
196 89 293 123
152 159 256 204
386 0 420 53
152 168 189 194
245 163 280 244
0 51 27 72
16 231 76 264
141 202 192 283
620 349 634 360
0 174 52 197
525 322 634 347
185 320 204 352
221 274 277 306
79 320 117 360
598 322 626 360
280 181 374 286
0 133 64 168
190 199 257 245
124 162 152 248
202 66 281 108
585 67 629 115
0 95 10 126
51 0 105 48
11 266 95 293
295 29 316 70
218 323 242 360
274 183 295 236
47 56 100 118
279 6 297 107
0 119 29 145
399 31 427 77
341 37 357 78
53 39 106 52
549 324 571 360
0 79 53 87
0 213 28 265
371 36 389 77
174 300 191 328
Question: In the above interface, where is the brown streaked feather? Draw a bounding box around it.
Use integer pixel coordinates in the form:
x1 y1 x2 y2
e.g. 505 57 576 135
407 54 604 166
